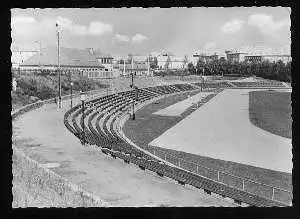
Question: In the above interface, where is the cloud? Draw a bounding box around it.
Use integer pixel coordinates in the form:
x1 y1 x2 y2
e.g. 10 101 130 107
56 16 88 35
113 33 130 42
11 16 38 36
132 34 148 43
12 15 113 37
248 14 290 35
12 16 36 24
89 21 113 36
221 19 244 34
203 42 216 49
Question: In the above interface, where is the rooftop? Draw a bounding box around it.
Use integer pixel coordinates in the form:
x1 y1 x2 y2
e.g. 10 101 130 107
21 47 104 67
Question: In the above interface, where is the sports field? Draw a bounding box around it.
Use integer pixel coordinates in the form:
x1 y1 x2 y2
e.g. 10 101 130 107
149 89 292 173
249 91 292 139
123 88 292 192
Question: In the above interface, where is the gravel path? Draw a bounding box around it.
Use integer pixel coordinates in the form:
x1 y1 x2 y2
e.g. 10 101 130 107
153 92 213 117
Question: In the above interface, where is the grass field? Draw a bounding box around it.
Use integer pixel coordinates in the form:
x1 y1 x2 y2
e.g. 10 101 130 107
123 90 292 192
249 91 292 139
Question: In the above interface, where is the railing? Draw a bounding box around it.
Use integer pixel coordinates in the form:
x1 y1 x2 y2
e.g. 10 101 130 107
65 83 292 206
142 144 292 205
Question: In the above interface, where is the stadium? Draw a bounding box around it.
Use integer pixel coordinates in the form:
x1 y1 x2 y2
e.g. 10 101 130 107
12 74 292 207
11 8 292 208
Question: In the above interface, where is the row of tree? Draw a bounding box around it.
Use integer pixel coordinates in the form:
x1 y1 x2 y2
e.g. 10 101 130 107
186 59 291 82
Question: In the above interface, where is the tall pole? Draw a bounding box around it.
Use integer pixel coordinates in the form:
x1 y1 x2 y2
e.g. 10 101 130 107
131 73 135 120
81 99 85 145
18 51 21 77
56 23 62 109
131 55 134 72
106 77 109 96
71 85 73 108
132 98 135 120
70 82 73 109
123 58 125 75
148 54 150 76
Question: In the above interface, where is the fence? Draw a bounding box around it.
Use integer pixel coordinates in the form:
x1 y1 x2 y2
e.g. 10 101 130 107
142 144 292 205
77 84 292 206
106 85 292 206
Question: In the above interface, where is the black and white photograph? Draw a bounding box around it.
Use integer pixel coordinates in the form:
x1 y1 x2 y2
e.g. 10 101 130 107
11 7 292 207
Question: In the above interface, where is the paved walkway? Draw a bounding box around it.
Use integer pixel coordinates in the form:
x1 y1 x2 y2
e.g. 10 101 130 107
150 89 292 173
12 99 238 207
153 92 213 117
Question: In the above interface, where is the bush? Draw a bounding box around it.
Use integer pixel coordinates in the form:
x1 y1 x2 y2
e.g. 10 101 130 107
17 77 38 97
37 85 56 100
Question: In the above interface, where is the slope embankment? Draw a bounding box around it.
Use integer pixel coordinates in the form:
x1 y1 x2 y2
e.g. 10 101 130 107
12 91 109 207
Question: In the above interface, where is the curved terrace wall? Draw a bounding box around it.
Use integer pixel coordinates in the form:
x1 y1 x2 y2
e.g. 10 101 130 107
64 83 291 206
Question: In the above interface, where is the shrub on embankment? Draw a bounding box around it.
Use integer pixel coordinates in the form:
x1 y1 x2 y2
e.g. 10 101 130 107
12 74 108 110
12 145 108 207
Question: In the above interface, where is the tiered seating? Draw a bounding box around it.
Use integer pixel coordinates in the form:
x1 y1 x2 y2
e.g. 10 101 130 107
231 81 285 88
143 85 180 96
173 83 196 91
193 81 233 89
64 83 288 207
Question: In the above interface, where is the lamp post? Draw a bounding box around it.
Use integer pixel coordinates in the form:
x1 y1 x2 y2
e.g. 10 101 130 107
201 67 205 92
130 72 136 120
70 82 74 109
56 23 62 109
80 93 86 145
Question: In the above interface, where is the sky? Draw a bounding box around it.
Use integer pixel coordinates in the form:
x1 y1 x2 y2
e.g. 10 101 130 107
11 8 291 56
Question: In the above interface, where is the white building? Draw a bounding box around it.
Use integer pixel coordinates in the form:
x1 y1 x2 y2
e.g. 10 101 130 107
19 47 120 78
225 46 292 64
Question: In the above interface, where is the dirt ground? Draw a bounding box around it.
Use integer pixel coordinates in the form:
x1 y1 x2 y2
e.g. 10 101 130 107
12 98 239 207
153 91 213 117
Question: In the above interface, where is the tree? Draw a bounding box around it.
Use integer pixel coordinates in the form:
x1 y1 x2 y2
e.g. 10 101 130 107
164 55 171 70
187 62 195 74
128 53 133 64
183 54 188 69
196 58 205 75
150 57 158 69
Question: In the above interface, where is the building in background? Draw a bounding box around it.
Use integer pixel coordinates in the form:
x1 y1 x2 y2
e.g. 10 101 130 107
244 55 263 63
261 55 291 64
193 52 219 63
225 46 292 64
19 47 120 78
225 50 248 63
155 52 188 70
95 51 115 77
112 54 153 76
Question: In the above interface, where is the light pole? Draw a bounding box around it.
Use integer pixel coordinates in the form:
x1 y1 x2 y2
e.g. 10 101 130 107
70 82 73 109
56 23 62 109
201 68 204 92
106 76 109 96
80 93 86 145
130 72 136 120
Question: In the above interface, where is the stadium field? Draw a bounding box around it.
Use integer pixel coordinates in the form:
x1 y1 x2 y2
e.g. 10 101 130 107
123 89 292 192
249 91 292 139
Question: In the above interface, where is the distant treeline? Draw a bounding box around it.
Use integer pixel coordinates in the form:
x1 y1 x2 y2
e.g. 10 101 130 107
156 59 291 82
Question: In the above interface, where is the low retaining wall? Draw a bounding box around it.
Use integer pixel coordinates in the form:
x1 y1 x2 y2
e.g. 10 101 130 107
12 145 108 207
